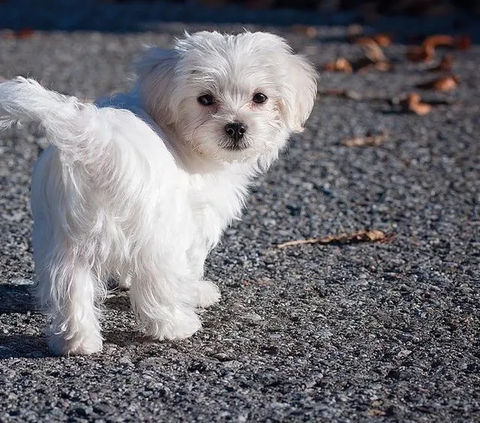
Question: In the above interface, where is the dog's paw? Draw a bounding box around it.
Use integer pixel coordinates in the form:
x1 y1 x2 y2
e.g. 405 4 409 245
195 279 221 308
142 307 201 341
48 331 103 356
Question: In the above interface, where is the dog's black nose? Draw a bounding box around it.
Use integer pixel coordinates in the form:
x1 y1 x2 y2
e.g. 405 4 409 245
225 122 247 140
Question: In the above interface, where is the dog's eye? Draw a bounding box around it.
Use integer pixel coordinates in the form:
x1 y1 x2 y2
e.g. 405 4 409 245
198 94 215 106
252 93 268 104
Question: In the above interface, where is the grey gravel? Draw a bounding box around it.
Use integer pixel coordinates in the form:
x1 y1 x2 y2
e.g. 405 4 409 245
0 19 479 423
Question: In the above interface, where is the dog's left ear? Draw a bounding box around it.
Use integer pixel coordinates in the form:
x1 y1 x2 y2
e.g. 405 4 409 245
279 50 318 133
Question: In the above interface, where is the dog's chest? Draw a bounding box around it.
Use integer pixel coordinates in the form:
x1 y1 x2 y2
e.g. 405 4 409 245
188 173 249 245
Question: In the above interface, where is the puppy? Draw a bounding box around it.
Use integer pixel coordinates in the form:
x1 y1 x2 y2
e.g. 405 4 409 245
0 31 317 355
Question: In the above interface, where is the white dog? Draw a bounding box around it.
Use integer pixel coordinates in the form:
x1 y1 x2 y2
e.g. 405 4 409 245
0 31 317 355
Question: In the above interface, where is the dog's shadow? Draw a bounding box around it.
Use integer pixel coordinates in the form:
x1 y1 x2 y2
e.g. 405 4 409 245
0 283 37 314
0 283 50 358
0 284 139 358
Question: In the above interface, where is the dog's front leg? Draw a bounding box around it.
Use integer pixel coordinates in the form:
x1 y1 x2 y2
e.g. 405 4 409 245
186 241 221 309
128 249 202 340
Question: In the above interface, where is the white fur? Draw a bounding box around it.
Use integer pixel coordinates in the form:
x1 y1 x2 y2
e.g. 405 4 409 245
0 31 317 355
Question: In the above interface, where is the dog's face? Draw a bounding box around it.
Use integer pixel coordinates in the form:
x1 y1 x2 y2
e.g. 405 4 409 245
137 31 317 167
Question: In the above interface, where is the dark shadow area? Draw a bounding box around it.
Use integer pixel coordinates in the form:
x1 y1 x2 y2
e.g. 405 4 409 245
105 290 132 312
0 283 37 314
0 334 50 359
0 0 479 41
0 284 49 358
0 284 136 357
103 329 150 347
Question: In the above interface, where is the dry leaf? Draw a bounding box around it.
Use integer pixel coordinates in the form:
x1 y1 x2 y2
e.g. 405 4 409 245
408 34 463 63
342 131 388 147
323 58 353 73
400 93 432 115
417 74 459 91
356 59 392 73
353 36 373 45
407 44 435 62
1 28 34 39
16 28 34 39
423 34 455 49
352 37 390 73
428 54 453 72
357 38 387 63
277 230 392 248
372 33 392 47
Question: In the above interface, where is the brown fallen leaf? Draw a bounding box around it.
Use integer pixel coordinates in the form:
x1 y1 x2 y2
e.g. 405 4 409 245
342 131 388 147
408 33 465 63
1 28 35 39
351 37 391 73
16 28 34 39
277 230 393 248
416 74 460 91
353 36 373 45
423 34 455 49
400 93 432 115
407 44 435 62
323 58 353 73
428 54 453 72
357 38 387 63
356 59 392 73
372 33 392 47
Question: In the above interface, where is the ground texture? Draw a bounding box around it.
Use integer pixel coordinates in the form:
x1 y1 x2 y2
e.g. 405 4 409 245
0 14 479 423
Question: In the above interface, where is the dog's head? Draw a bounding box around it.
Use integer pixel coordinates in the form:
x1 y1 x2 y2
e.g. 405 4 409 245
136 31 317 167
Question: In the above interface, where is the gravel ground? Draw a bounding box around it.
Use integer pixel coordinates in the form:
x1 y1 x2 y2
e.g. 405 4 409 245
0 16 479 423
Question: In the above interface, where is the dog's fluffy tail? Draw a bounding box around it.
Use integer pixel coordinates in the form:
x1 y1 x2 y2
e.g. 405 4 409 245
0 77 110 164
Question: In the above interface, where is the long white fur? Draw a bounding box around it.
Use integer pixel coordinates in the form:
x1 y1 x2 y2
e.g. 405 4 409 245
0 31 317 355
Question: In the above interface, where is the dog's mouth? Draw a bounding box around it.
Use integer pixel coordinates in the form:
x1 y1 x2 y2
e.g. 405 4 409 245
220 138 250 152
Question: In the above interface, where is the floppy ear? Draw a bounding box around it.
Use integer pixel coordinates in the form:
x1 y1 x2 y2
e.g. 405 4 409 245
279 52 318 133
135 47 179 126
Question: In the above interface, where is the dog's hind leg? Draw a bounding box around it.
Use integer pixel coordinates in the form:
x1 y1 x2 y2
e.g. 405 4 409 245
34 229 105 355
38 262 104 355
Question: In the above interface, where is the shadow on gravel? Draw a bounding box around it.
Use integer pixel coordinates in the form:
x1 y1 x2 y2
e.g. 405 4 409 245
0 334 49 359
0 284 37 314
0 284 49 359
105 291 132 312
104 330 147 347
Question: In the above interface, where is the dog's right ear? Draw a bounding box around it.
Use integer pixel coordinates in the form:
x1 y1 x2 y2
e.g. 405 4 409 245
135 48 179 126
